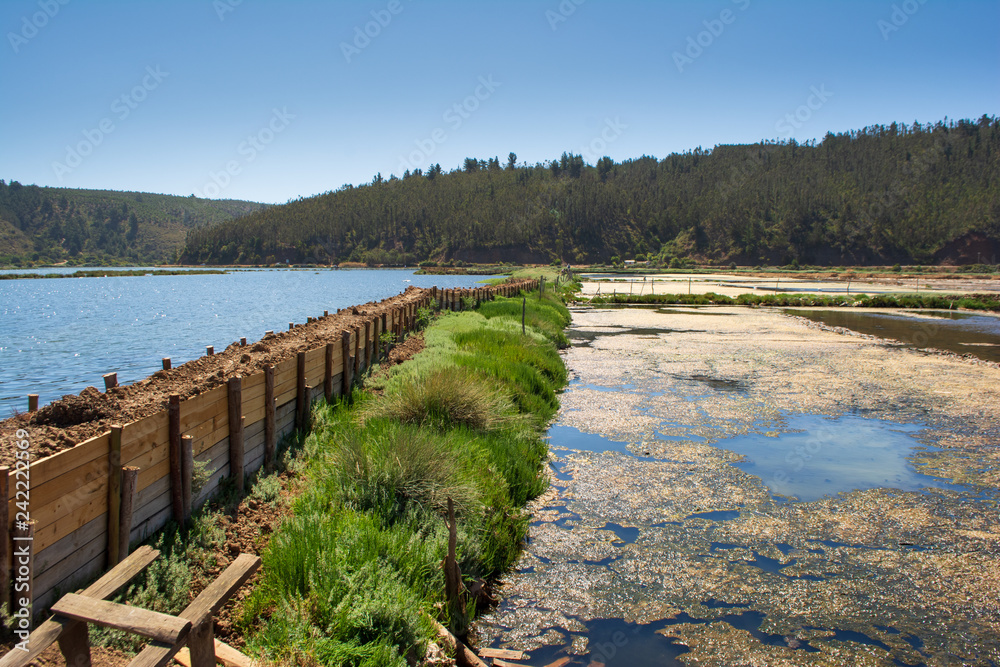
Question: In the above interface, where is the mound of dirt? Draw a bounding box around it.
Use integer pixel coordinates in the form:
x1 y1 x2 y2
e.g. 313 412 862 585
32 386 119 427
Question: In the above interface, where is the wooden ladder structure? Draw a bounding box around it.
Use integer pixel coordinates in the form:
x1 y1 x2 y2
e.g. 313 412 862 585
0 545 260 667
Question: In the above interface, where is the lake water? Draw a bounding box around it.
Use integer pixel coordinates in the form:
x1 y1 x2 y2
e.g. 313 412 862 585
0 269 485 414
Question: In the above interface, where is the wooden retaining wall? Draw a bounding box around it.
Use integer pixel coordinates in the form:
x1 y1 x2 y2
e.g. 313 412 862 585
2 279 538 616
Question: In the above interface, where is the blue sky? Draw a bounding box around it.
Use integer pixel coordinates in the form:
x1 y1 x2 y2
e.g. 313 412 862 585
1 0 997 204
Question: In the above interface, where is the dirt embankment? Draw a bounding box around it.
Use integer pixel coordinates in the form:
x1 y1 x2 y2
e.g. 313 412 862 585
0 286 433 467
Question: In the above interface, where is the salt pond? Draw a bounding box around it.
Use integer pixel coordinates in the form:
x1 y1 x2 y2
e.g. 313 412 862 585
477 305 1000 666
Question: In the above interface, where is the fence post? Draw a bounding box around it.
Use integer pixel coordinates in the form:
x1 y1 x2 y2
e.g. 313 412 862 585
228 378 244 493
364 320 372 370
120 466 139 560
103 373 118 390
168 395 183 520
107 425 123 567
353 326 362 379
341 330 353 398
296 352 308 431
324 343 334 401
264 365 276 471
28 394 38 412
181 435 193 521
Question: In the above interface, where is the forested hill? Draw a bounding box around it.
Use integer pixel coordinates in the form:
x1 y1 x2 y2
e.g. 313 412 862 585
183 116 1000 267
0 183 267 266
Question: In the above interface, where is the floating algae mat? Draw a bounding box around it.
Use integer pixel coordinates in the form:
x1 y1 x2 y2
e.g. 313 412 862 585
710 413 963 501
478 306 1000 666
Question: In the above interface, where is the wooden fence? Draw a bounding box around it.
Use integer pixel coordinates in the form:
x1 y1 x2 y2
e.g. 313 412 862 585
1 280 537 617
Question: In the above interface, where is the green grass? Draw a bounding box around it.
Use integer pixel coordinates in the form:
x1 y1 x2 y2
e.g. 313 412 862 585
240 282 568 665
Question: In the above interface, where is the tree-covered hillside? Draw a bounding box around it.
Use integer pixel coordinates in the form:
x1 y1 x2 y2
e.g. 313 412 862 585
182 116 1000 267
0 183 267 266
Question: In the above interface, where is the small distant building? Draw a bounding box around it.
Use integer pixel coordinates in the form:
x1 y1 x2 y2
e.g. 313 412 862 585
624 259 636 266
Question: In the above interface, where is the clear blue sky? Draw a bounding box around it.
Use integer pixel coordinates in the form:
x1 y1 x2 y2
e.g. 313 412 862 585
2 0 997 204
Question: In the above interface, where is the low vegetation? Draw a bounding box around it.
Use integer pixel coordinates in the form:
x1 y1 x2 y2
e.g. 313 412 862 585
586 291 1000 312
237 280 575 665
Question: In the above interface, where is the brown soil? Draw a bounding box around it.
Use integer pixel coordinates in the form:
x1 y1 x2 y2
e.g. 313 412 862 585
0 287 432 467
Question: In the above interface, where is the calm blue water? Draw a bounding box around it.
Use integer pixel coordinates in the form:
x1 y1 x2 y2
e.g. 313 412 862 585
0 269 484 414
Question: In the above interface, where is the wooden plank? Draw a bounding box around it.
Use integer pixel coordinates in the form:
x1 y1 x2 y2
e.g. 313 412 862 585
120 412 169 463
33 476 106 552
129 555 261 667
182 410 228 448
107 426 123 567
51 594 191 644
34 513 105 580
174 639 259 667
176 385 228 422
28 433 108 491
0 545 158 667
480 648 525 660
30 456 108 520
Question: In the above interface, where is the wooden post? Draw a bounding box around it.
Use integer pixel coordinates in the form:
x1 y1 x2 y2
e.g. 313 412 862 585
13 520 34 616
353 326 362 378
341 331 352 397
264 365 275 471
363 320 372 371
119 466 139 560
324 310 329 317
0 466 8 614
522 297 526 335
56 619 91 667
107 425 123 567
380 312 388 356
288 322 294 330
27 394 38 412
324 343 334 401
181 435 193 521
240 337 246 346
372 316 381 363
228 377 244 493
103 373 118 390
168 395 183 521
296 352 308 431
162 358 171 370
206 346 214 356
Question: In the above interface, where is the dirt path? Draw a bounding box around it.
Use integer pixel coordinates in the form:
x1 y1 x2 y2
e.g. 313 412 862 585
477 306 1000 666
0 287 430 466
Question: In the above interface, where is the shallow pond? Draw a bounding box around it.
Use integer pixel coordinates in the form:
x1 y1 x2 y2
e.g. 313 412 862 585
789 308 1000 363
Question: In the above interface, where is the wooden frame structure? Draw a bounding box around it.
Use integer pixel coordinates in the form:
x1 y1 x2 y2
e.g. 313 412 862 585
0 545 260 667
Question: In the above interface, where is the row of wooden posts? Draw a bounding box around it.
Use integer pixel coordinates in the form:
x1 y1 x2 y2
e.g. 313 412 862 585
2 280 536 619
